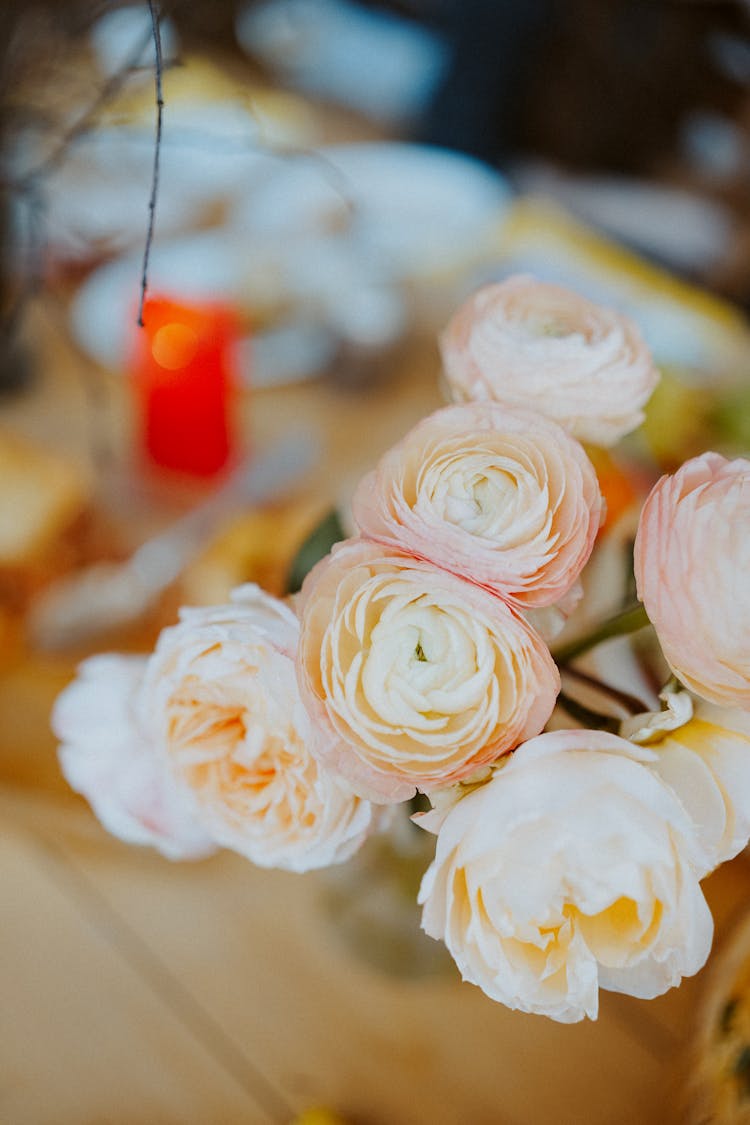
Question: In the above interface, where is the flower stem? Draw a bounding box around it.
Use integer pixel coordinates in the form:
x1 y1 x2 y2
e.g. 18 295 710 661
557 693 620 733
561 665 648 716
552 603 650 666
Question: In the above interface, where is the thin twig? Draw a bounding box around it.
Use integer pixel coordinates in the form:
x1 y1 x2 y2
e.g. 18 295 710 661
557 693 620 734
14 24 156 188
561 665 649 716
137 0 164 327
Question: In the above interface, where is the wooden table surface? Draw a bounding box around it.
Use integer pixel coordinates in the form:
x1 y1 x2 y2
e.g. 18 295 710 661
3 301 750 1124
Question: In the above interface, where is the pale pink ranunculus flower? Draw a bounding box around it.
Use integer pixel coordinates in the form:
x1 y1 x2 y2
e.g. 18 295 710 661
352 402 602 609
418 729 713 1023
622 692 750 870
53 654 215 860
634 452 750 709
142 584 385 873
296 539 560 803
439 275 659 447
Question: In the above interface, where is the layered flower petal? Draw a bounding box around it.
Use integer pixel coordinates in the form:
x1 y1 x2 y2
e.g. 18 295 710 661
418 729 713 1022
353 402 602 608
296 539 560 803
440 275 659 446
53 654 215 860
634 452 750 709
624 693 750 869
143 584 385 872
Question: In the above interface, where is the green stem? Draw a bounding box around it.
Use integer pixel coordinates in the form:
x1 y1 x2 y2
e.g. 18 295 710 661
552 603 651 666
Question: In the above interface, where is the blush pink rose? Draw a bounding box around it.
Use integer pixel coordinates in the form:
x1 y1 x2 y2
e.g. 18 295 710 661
439 275 659 447
142 585 386 872
296 539 560 803
53 655 215 860
352 402 602 609
634 452 750 709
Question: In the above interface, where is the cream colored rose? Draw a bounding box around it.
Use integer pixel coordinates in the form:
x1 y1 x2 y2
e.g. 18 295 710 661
439 276 659 446
623 692 750 869
143 585 384 872
418 729 713 1022
635 452 750 709
352 402 602 609
53 655 215 860
296 539 559 803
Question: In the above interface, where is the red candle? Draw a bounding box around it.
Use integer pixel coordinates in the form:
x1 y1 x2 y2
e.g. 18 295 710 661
132 296 240 477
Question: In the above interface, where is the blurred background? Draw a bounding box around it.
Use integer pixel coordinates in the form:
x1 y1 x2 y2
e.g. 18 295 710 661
2 2 750 1123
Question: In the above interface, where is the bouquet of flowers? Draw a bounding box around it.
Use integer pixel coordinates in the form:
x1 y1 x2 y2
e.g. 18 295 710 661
53 275 750 1023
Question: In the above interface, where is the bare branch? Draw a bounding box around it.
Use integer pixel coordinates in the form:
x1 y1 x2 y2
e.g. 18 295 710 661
15 24 155 188
137 0 165 328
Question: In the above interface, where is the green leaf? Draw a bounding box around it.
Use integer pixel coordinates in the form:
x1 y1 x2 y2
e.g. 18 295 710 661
285 508 346 594
552 603 650 665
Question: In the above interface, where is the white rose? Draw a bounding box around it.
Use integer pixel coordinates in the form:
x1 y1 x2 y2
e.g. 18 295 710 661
418 729 713 1022
143 585 386 872
53 654 214 860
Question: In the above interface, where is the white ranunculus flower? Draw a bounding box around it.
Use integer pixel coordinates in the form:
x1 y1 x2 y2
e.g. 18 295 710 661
352 402 602 609
440 275 659 446
418 729 713 1022
143 584 386 872
297 539 559 803
53 654 215 860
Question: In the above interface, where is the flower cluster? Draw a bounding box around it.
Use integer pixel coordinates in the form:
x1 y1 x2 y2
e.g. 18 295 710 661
54 275 750 1023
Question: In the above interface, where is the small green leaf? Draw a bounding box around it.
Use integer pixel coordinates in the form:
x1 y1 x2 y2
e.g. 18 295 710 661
285 508 346 594
711 385 750 453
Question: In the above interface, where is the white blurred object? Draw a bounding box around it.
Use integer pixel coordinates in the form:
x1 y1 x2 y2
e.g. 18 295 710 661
70 232 361 386
71 231 245 370
71 143 507 372
239 322 338 386
681 112 746 180
329 285 406 348
513 163 734 274
709 31 750 84
70 142 508 371
29 430 319 651
89 4 180 76
232 142 512 282
236 0 448 124
31 105 283 260
10 55 319 263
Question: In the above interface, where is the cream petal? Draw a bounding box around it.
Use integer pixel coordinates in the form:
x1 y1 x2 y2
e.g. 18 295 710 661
417 729 712 1022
